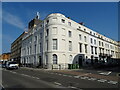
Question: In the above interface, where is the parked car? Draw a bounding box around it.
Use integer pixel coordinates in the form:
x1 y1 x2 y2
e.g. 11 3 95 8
6 61 19 70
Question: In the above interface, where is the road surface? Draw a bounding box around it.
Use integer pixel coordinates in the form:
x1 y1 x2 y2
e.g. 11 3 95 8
2 68 119 90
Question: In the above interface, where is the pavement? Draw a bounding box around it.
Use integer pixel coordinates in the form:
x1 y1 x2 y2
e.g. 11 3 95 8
2 67 120 89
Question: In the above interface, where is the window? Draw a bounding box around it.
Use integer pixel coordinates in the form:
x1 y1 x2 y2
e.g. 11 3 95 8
34 56 36 64
61 19 65 23
30 46 31 54
84 36 87 42
90 31 92 34
62 28 66 36
34 44 36 54
40 25 42 27
79 26 81 29
102 48 104 53
69 41 72 51
62 39 66 50
68 31 72 37
79 43 82 53
108 50 110 54
110 45 112 49
91 46 93 54
68 22 71 26
85 44 87 53
53 54 57 64
53 39 57 50
84 29 86 32
52 27 57 34
108 44 109 48
94 39 96 45
46 40 48 51
46 55 48 64
46 20 49 24
27 47 29 55
99 41 101 46
40 33 42 38
99 48 101 53
39 43 42 52
91 38 93 44
79 34 82 40
46 29 49 36
34 36 37 42
106 49 107 54
69 55 72 63
95 47 97 55
102 42 104 46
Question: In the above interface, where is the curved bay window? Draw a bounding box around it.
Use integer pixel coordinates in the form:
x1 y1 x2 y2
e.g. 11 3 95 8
53 54 57 64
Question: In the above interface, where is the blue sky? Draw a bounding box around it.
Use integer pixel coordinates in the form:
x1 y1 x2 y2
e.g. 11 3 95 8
2 2 118 53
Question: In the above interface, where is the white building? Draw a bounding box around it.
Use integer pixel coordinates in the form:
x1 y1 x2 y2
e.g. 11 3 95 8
21 13 120 69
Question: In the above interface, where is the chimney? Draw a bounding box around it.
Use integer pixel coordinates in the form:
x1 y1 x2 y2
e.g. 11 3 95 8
36 12 40 19
79 22 85 25
67 17 70 19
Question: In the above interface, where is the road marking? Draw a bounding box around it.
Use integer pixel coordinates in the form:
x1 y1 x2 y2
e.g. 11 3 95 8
21 73 40 80
68 86 77 89
99 71 112 75
80 76 89 79
58 74 62 75
68 75 72 77
9 71 13 73
74 75 81 78
68 86 83 90
63 75 67 76
97 79 107 83
87 78 97 81
31 76 36 79
35 77 40 79
108 81 118 84
84 73 91 76
55 73 58 74
12 72 17 74
21 74 25 76
21 74 31 77
24 74 30 77
54 82 62 86
0 84 5 89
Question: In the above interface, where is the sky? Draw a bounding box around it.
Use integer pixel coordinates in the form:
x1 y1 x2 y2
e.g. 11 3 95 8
2 2 118 53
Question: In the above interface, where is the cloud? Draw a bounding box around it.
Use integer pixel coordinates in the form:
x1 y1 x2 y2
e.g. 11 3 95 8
2 11 25 30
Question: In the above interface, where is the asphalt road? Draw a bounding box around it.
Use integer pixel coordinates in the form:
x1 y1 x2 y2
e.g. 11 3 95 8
2 68 119 90
75 66 120 76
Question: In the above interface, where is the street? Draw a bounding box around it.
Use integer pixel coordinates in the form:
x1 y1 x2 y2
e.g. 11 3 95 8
1 68 119 90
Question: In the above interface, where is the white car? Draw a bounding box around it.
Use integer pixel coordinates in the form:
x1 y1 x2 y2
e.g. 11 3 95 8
6 61 19 69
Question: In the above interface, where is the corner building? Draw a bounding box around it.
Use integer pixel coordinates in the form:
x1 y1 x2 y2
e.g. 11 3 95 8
21 13 120 69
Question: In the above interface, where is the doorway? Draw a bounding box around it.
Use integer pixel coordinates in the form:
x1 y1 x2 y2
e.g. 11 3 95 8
39 56 42 67
78 56 83 68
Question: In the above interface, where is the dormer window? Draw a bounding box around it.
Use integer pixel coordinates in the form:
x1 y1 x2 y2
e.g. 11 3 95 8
61 19 65 23
68 22 71 26
79 26 81 29
84 29 86 32
90 31 92 34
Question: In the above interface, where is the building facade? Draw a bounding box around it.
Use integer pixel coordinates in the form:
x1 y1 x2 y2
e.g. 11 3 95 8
21 13 120 69
10 32 27 64
0 52 11 62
